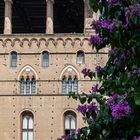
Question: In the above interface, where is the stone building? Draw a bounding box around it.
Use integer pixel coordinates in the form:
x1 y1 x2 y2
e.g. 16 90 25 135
0 0 108 140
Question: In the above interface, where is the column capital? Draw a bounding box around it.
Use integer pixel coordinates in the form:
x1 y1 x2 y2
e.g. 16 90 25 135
46 0 54 3
4 0 13 3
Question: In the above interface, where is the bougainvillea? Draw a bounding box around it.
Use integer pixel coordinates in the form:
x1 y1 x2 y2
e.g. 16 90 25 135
58 0 140 139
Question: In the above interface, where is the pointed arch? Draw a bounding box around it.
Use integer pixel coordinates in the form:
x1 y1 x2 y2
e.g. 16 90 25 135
17 65 38 81
63 110 77 136
60 65 80 80
60 65 79 94
20 110 34 140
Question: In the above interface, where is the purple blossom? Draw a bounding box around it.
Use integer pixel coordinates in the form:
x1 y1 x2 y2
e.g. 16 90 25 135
107 93 118 109
109 0 120 4
81 68 91 77
125 3 140 26
137 67 140 73
77 102 98 116
92 19 114 31
113 47 118 52
77 104 87 114
89 34 104 46
111 99 131 120
133 136 140 140
128 72 133 78
121 54 126 62
91 84 99 92
95 65 102 73
108 0 119 4
65 134 70 140
57 138 62 140
107 93 131 120
77 128 81 136
113 57 118 64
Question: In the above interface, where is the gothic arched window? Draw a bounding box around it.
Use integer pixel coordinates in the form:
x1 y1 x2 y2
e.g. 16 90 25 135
20 76 25 95
26 77 30 95
42 51 49 67
21 111 34 140
31 77 36 94
62 76 67 94
68 75 73 93
11 51 17 67
64 111 76 136
20 76 36 95
77 50 84 64
73 76 78 94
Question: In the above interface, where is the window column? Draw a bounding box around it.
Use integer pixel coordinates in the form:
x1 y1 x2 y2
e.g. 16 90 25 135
4 0 12 34
46 0 54 34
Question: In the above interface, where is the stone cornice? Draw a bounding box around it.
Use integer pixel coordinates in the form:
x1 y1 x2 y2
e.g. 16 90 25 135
0 35 90 48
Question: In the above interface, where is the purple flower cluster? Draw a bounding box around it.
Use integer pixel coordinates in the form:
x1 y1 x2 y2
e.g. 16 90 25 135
112 99 131 119
89 34 104 46
108 0 120 4
81 68 91 77
133 136 140 140
107 93 131 120
91 84 99 92
92 19 114 31
125 3 140 26
77 102 98 116
57 134 70 140
95 65 103 73
127 67 140 78
77 128 81 136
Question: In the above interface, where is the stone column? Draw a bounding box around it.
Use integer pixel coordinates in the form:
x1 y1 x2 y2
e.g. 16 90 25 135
84 0 94 34
46 0 54 34
4 0 12 34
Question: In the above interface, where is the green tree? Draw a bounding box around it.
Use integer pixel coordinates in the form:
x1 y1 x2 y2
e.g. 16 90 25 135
58 0 140 139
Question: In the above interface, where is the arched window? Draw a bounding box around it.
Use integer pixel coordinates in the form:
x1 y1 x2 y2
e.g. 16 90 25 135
26 77 30 95
42 51 49 67
20 76 36 95
20 76 25 95
64 111 76 136
31 77 36 94
73 76 78 94
21 111 34 140
77 50 84 64
11 51 17 67
62 76 67 94
68 75 73 93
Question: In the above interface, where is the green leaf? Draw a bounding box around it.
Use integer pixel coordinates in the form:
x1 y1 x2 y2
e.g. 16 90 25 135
131 15 138 24
134 93 140 105
80 97 87 104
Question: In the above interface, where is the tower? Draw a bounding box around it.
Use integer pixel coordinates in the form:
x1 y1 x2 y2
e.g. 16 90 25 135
0 0 108 140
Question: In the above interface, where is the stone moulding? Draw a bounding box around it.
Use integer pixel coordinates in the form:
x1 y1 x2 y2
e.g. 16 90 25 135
0 36 89 48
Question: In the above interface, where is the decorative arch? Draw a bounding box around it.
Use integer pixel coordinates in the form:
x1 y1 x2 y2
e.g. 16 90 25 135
60 65 79 94
20 110 34 140
18 65 38 81
18 65 38 95
60 65 80 80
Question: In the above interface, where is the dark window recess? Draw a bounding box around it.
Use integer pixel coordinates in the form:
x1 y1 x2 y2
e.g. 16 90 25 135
12 0 46 33
0 1 4 34
54 0 84 33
